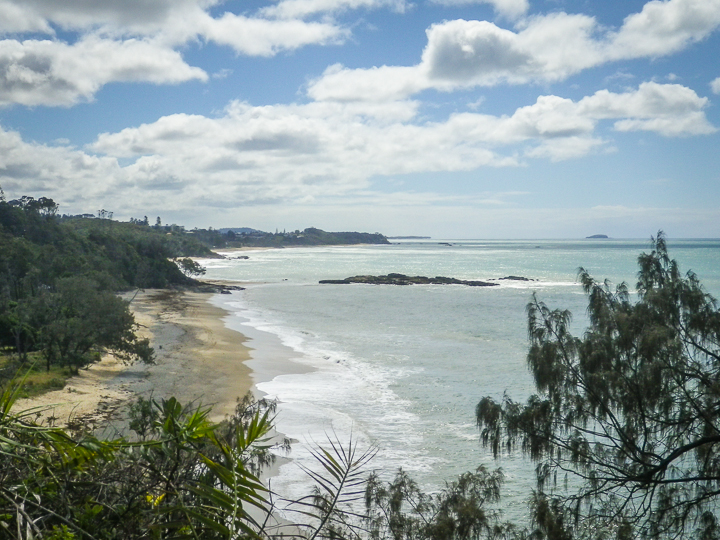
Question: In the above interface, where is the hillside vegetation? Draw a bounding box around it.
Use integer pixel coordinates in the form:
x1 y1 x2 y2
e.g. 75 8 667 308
0 196 212 382
230 227 390 247
187 226 390 248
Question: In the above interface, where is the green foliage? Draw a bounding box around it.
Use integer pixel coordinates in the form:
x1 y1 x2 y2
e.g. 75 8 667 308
0 196 227 373
0 380 408 540
0 353 69 397
285 435 377 539
365 466 510 540
233 227 390 248
176 257 207 278
0 383 285 539
30 276 144 372
476 232 720 539
45 525 78 540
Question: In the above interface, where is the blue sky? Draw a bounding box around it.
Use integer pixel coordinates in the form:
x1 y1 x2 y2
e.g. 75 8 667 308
0 0 719 238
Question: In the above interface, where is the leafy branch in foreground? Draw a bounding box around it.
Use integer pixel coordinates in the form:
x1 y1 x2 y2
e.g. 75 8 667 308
0 385 285 539
3 382 392 540
476 232 720 539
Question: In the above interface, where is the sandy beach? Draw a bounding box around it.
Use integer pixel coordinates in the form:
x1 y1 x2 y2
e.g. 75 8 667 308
13 289 255 432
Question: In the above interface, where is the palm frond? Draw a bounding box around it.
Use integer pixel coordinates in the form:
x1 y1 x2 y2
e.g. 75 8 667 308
284 433 377 540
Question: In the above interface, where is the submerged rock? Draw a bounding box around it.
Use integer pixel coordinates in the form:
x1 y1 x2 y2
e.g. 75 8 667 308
319 273 498 287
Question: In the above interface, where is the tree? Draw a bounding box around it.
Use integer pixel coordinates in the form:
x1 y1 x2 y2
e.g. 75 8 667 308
364 467 510 540
32 277 152 373
7 195 57 216
476 232 720 539
176 257 206 278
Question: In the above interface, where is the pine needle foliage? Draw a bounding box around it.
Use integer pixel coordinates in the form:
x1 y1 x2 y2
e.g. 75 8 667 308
364 466 512 540
476 232 720 539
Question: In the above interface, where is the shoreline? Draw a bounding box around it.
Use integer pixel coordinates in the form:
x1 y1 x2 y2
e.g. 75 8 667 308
13 289 260 431
11 285 310 532
214 243 382 255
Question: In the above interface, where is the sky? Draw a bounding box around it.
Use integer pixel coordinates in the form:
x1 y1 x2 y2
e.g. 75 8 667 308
0 0 719 238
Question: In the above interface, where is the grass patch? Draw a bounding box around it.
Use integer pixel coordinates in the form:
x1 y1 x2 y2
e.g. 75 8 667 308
0 352 73 399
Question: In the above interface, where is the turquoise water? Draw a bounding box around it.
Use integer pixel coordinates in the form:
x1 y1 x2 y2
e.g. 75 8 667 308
200 238 720 518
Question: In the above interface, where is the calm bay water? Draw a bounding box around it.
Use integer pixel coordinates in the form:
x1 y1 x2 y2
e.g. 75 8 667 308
200 238 720 518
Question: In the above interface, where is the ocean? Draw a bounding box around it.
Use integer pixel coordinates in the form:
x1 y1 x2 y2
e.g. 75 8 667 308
199 238 720 520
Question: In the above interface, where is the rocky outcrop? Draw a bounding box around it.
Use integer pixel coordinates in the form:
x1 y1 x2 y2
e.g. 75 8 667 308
499 276 535 282
319 273 498 287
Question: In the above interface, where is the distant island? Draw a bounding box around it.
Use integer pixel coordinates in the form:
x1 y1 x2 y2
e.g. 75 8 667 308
586 234 609 239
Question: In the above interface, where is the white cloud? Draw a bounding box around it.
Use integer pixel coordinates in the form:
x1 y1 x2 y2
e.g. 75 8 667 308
0 0 213 35
260 0 408 20
3 0 718 108
0 0 351 52
198 13 346 57
525 136 608 162
0 2 52 34
1 79 710 214
307 15 602 101
605 0 720 59
0 125 124 200
0 0 350 106
308 64 424 102
212 68 232 80
577 82 715 136
80 83 711 206
309 0 720 101
0 37 207 106
711 77 720 94
1 81 715 232
428 0 529 20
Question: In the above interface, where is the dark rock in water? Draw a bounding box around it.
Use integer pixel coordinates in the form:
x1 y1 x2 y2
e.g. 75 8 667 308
235 255 250 259
195 282 245 293
438 242 453 246
586 234 609 239
499 275 535 281
319 273 498 287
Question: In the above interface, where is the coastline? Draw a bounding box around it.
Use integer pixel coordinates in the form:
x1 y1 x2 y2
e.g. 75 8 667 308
13 289 257 431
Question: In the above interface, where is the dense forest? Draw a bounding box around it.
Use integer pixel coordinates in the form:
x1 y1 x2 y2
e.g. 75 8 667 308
0 194 216 382
2 191 720 539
